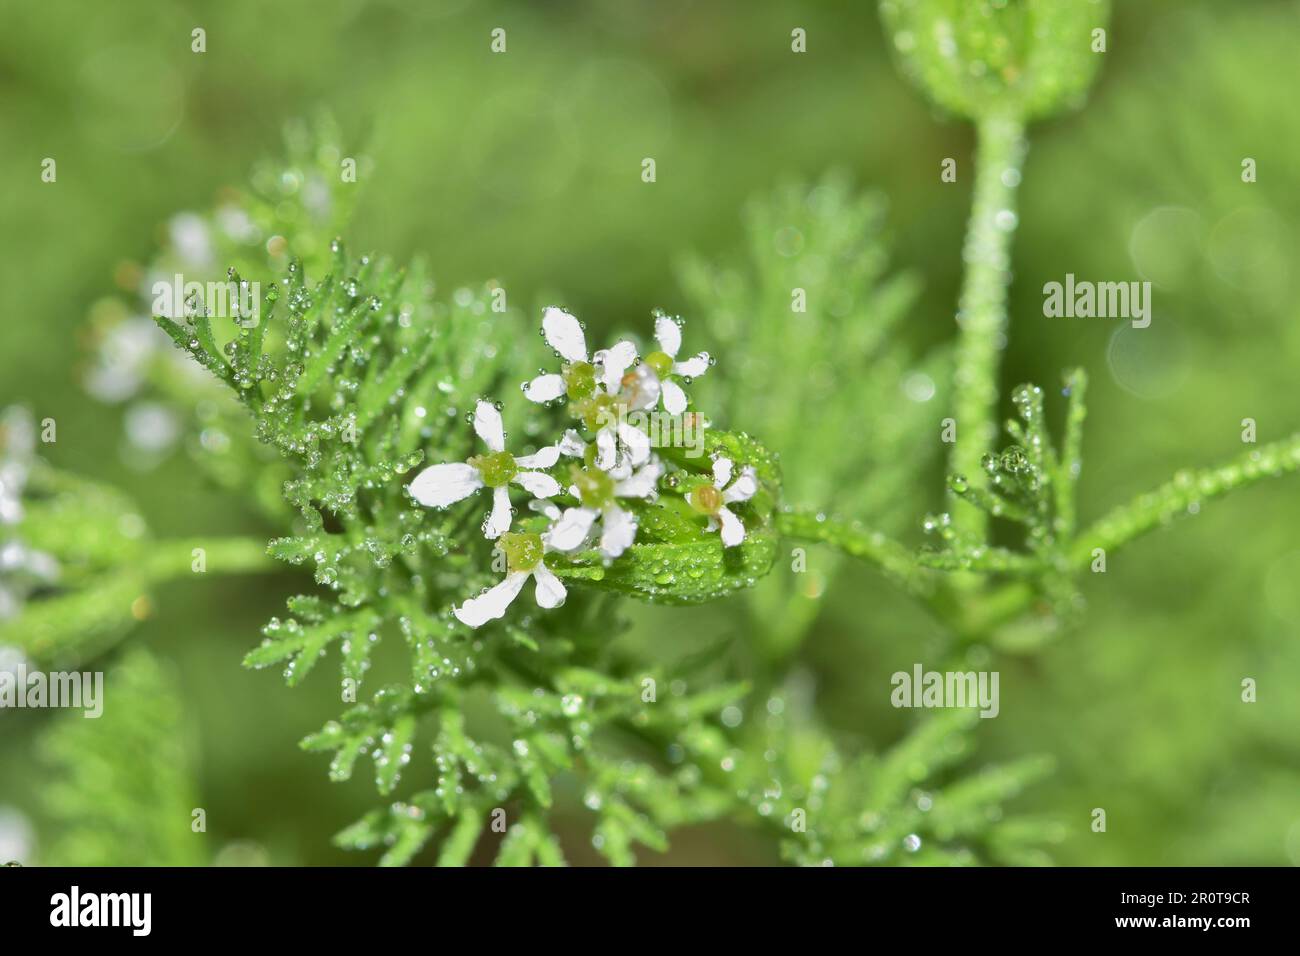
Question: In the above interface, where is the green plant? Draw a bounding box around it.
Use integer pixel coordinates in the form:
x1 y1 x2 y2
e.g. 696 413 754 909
6 0 1298 867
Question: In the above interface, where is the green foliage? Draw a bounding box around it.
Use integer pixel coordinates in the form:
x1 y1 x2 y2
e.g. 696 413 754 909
36 649 206 866
681 174 946 656
7 6 1298 868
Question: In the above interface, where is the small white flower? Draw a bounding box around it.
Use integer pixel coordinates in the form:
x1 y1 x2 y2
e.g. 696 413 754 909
453 531 566 628
522 309 648 471
522 307 637 403
548 456 663 559
643 315 711 415
407 400 562 539
687 456 757 547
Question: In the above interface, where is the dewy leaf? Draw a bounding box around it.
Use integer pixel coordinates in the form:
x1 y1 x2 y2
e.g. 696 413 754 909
880 0 1112 121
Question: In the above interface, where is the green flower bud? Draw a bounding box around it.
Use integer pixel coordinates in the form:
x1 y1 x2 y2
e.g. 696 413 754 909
500 531 544 573
561 360 596 400
880 0 1111 121
468 450 518 487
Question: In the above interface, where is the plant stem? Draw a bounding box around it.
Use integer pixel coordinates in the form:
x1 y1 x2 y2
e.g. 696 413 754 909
1068 433 1300 567
142 536 276 582
775 507 934 597
949 112 1027 539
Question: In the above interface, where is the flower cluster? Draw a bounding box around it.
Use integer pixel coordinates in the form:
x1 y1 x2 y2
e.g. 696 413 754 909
407 308 754 628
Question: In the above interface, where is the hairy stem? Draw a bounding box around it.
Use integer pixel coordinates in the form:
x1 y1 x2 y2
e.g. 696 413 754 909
1068 433 1300 566
776 507 934 597
949 112 1027 539
142 536 277 582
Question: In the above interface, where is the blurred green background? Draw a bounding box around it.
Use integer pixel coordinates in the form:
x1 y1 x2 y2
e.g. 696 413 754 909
1 0 1297 866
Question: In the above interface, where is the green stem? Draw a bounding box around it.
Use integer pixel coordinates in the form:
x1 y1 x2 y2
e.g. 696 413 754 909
949 112 1027 539
775 508 934 597
142 536 277 582
1069 433 1300 567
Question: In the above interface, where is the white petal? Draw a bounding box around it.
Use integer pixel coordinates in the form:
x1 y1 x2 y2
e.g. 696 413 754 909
624 363 661 411
547 507 597 552
661 378 688 415
558 429 587 458
594 427 618 471
532 563 567 610
514 445 560 469
712 456 734 489
614 458 662 499
654 315 682 358
473 400 505 452
513 471 562 498
483 485 513 539
530 499 561 521
409 462 483 508
542 307 587 362
673 352 711 378
723 466 758 504
598 339 638 394
718 506 746 547
523 374 566 403
599 505 638 559
618 421 651 466
454 572 528 628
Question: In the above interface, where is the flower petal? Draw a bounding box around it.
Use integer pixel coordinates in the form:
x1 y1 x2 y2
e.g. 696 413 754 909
654 315 681 358
532 563 567 610
623 363 661 411
718 506 746 547
673 352 711 378
558 429 587 458
599 505 638 559
661 378 688 415
473 400 505 452
513 471 562 498
523 373 566 403
483 485 513 539
408 462 483 508
618 421 651 466
514 445 560 469
614 458 662 500
546 507 597 552
454 572 528 628
594 426 618 471
723 466 758 504
598 339 638 394
530 499 562 521
712 456 734 489
542 307 587 362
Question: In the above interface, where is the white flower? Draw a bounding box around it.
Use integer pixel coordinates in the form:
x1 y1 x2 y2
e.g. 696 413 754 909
453 531 566 628
687 456 757 547
555 426 643 475
522 307 637 404
643 315 711 415
548 456 663 559
522 309 649 471
407 400 562 539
